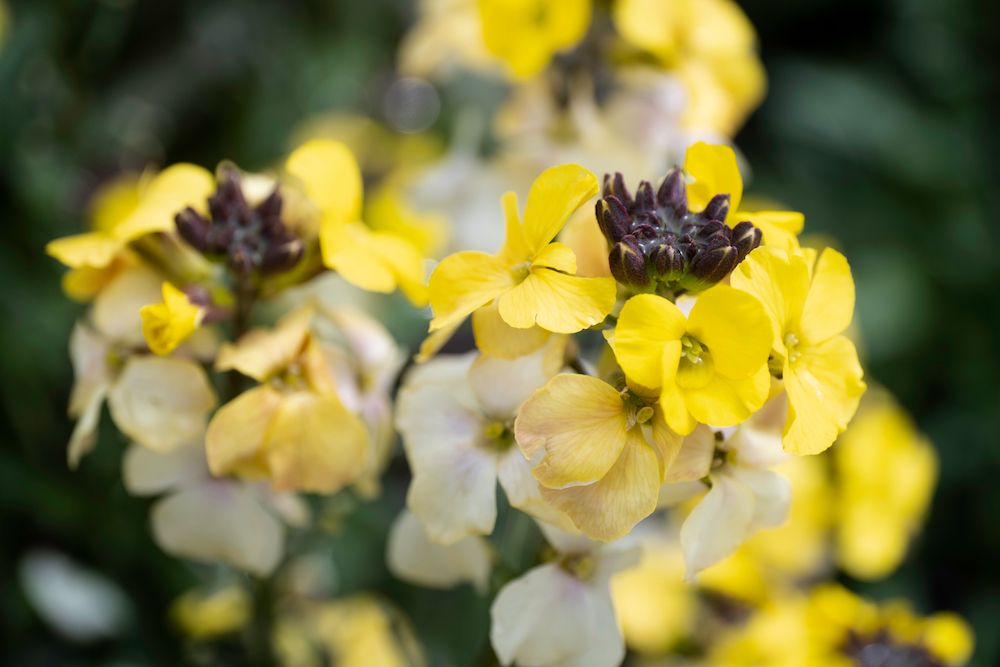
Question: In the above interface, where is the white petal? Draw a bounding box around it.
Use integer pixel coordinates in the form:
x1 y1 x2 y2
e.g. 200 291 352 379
67 385 107 469
535 519 598 556
469 339 563 418
663 424 715 483
497 448 576 533
679 472 755 578
724 395 789 468
121 442 208 496
386 510 492 592
107 356 217 453
397 364 497 543
68 322 111 417
657 479 707 508
150 481 284 576
490 563 624 667
91 265 162 346
729 466 791 531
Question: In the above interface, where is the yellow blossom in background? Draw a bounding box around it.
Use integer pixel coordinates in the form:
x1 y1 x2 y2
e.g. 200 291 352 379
140 282 205 356
285 140 429 305
612 287 773 435
834 392 937 580
613 0 765 135
514 374 680 541
366 180 449 258
478 0 591 79
731 246 866 454
171 587 251 641
206 305 370 493
684 141 804 249
426 164 615 358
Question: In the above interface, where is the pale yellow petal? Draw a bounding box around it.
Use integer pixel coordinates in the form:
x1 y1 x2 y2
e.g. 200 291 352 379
682 365 770 427
205 385 283 479
684 142 743 217
46 233 122 270
541 431 660 542
498 268 615 333
514 374 628 489
216 305 313 381
113 164 215 242
613 294 686 391
285 139 363 221
521 164 598 254
472 301 550 359
739 210 803 250
799 247 854 345
428 250 514 332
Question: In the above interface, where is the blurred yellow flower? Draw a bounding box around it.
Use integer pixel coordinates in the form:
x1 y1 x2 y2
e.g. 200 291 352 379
285 140 429 305
478 0 591 79
612 287 773 435
684 142 804 249
140 282 204 356
834 392 937 580
206 305 370 493
514 374 680 541
171 586 251 640
731 246 866 454
426 164 615 358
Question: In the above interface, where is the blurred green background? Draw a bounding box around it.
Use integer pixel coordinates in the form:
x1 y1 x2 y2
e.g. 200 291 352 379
0 0 996 665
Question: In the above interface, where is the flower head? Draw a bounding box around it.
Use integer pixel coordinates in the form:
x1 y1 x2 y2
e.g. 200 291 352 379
478 0 592 79
140 282 205 356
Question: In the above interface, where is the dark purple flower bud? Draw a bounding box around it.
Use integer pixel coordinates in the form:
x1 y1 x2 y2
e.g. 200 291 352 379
175 207 211 251
611 173 633 208
256 188 284 237
228 244 255 275
656 167 687 216
731 221 762 259
689 244 739 285
649 242 685 280
597 196 631 243
700 194 730 222
635 181 655 212
608 235 648 287
261 239 304 273
693 220 732 244
205 225 235 254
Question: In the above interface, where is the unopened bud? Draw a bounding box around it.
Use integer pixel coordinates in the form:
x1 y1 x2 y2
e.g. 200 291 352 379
700 194 730 222
649 242 685 281
608 235 649 287
607 172 633 208
635 181 655 212
228 244 255 275
689 243 738 285
597 196 631 243
656 168 687 216
731 221 762 259
261 239 304 273
175 208 210 252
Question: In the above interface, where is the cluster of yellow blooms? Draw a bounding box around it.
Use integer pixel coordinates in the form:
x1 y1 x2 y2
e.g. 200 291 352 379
45 1 974 666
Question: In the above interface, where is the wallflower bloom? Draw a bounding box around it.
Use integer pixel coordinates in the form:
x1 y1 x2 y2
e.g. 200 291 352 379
834 392 937 580
478 0 591 79
427 164 615 356
385 509 493 592
396 340 572 543
205 305 371 493
490 522 636 667
170 586 251 640
731 246 866 454
285 139 429 305
140 282 205 356
612 287 773 435
515 374 681 541
684 141 804 249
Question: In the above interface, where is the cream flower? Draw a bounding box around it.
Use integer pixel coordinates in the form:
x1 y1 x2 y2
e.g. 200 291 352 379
396 339 573 544
490 522 636 667
385 510 493 592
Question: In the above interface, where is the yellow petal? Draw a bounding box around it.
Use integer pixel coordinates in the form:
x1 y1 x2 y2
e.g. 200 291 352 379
521 164 598 255
730 246 810 353
799 247 854 345
472 301 550 359
740 210 803 250
141 282 204 356
285 139 363 221
684 142 743 217
514 374 629 489
113 164 215 242
922 613 974 667
266 391 370 493
479 0 591 78
428 250 515 332
783 335 866 455
216 305 313 381
613 294 686 390
205 385 283 479
498 268 615 333
416 318 463 363
61 262 125 302
46 233 123 270
499 191 531 265
682 365 770 427
541 430 660 542
649 408 683 476
686 285 772 379
88 173 143 234
531 242 577 273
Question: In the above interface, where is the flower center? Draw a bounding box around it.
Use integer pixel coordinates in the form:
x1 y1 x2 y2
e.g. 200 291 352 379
784 332 801 364
559 553 596 582
482 419 514 451
677 335 715 389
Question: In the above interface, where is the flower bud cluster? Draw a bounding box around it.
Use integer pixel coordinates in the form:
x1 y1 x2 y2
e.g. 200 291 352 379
597 170 762 293
176 167 303 276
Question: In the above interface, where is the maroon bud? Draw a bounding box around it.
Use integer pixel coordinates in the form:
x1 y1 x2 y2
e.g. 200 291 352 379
689 244 738 285
656 167 687 216
649 242 685 281
694 220 732 244
261 239 304 273
700 194 730 222
731 221 762 259
598 196 631 243
175 207 211 251
608 235 649 287
228 244 255 275
611 173 633 208
635 181 656 211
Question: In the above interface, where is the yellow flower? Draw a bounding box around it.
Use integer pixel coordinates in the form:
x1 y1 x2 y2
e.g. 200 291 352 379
612 287 773 435
514 374 681 541
613 0 765 136
285 140 429 305
684 141 804 249
140 282 205 356
427 164 615 356
478 0 591 79
366 180 449 258
171 586 251 640
731 246 866 454
833 392 936 580
205 305 370 493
